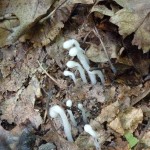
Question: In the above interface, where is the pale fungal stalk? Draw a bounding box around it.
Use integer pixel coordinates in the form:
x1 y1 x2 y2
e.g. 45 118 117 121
49 105 74 142
63 70 76 83
69 47 97 85
84 124 101 150
78 103 88 123
66 99 77 127
89 70 105 85
66 61 87 83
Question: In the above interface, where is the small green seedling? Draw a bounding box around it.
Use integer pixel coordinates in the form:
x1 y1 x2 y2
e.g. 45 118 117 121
124 132 139 148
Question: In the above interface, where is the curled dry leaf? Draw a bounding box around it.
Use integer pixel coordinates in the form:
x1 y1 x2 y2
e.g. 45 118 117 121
110 8 150 52
0 19 19 47
91 5 114 19
25 1 75 46
0 76 43 128
108 107 143 135
86 32 120 63
95 101 120 124
71 0 94 4
0 0 55 45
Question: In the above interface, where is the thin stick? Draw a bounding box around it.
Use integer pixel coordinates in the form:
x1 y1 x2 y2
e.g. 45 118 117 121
93 27 117 74
37 60 63 89
39 0 68 23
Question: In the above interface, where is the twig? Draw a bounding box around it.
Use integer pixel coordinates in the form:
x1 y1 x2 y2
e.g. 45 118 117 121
131 88 150 106
93 27 117 74
39 0 68 23
37 60 64 89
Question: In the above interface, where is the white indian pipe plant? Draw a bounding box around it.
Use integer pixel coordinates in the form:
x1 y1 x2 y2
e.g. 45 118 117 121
84 124 101 150
78 103 88 123
66 61 87 83
49 105 74 142
63 70 76 83
69 47 96 85
66 99 77 127
89 70 105 85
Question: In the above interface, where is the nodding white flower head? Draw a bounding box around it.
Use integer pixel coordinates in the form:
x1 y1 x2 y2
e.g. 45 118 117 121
69 47 78 57
66 61 87 83
84 124 101 150
66 99 72 107
78 103 88 123
63 70 76 83
66 99 77 127
63 39 80 50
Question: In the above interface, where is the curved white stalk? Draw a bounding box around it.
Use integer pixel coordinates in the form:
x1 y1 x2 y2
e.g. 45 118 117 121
49 105 73 142
66 61 87 83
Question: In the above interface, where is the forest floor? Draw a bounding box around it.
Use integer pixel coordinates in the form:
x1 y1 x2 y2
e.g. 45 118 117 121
0 0 150 150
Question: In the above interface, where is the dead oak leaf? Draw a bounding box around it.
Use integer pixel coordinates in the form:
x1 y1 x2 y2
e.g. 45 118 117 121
108 107 143 135
0 76 43 128
110 8 150 53
95 101 120 124
24 1 75 46
0 0 54 44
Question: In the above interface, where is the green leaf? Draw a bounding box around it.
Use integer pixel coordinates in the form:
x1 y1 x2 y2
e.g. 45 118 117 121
124 132 139 148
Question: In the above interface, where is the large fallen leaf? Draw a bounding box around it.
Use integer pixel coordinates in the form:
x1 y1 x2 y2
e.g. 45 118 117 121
0 0 54 45
113 0 150 12
91 5 114 18
86 32 120 63
0 76 43 128
110 8 150 53
24 1 75 46
108 107 143 135
95 101 120 123
0 19 19 47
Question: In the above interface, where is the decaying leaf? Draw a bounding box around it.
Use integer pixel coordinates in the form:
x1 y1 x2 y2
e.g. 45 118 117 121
95 101 120 123
108 107 143 135
0 0 55 45
141 131 150 147
0 76 43 128
0 19 19 47
86 32 119 63
71 0 94 4
110 8 150 52
113 0 150 12
24 1 75 46
91 5 114 18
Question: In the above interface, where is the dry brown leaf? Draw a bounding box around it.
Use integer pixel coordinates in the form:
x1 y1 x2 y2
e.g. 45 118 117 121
86 32 120 63
108 107 143 135
1 0 54 44
91 5 114 18
71 0 94 4
24 1 75 46
87 84 105 103
0 19 19 47
95 101 120 124
0 76 43 128
110 8 150 52
141 131 150 147
113 0 150 12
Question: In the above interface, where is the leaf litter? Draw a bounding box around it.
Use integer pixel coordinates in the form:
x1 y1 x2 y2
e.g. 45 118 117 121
0 0 150 150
